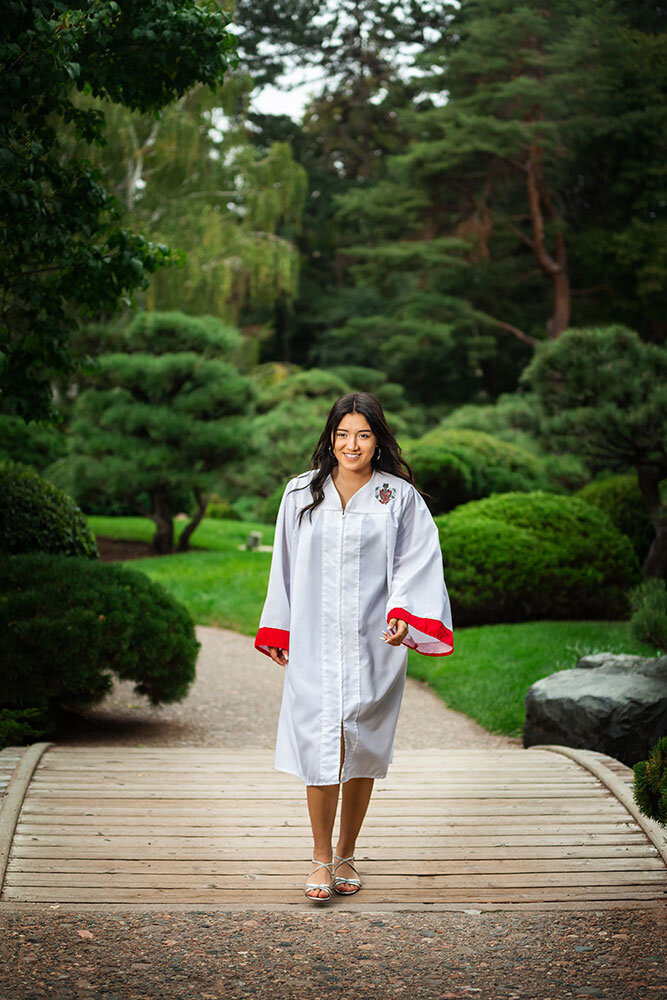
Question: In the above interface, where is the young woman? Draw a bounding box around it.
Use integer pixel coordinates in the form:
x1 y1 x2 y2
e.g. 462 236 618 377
254 392 453 902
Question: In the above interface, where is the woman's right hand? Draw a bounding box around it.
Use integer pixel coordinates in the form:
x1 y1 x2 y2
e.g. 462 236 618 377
268 646 288 668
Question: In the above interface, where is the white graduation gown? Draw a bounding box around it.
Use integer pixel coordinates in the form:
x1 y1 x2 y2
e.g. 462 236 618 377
255 467 453 786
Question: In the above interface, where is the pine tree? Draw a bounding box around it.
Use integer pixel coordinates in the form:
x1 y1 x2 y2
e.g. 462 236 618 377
62 313 255 554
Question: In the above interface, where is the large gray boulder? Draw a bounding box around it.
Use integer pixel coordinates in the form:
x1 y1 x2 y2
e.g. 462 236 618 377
524 653 667 766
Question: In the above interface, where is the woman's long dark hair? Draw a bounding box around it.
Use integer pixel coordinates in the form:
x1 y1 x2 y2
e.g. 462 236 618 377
293 392 424 527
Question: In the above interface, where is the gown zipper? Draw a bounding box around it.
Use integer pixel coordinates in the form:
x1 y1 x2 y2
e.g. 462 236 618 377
339 505 346 780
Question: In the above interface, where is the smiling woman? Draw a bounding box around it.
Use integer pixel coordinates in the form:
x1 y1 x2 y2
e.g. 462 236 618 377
253 391 453 902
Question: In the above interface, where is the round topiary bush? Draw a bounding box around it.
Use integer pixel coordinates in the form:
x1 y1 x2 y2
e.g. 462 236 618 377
1 553 200 713
403 429 551 515
434 491 642 626
576 473 655 566
0 461 97 559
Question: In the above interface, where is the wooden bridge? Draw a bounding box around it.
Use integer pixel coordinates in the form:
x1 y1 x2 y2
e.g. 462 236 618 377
1 743 665 912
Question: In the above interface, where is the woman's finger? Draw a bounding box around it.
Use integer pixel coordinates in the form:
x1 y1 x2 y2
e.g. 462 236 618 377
382 618 408 645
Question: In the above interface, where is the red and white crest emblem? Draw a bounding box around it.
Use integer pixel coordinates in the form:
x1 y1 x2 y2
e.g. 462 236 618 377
375 481 396 505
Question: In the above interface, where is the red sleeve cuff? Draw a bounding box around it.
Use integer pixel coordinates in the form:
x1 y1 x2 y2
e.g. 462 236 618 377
255 627 290 657
387 607 453 657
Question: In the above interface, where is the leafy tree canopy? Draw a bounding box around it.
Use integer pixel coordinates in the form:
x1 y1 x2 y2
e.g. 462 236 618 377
0 0 238 421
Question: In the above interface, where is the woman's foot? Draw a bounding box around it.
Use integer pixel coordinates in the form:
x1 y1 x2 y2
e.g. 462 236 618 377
333 846 359 893
305 856 333 899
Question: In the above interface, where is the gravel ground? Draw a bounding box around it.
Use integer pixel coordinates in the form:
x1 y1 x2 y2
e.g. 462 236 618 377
2 626 664 1000
1 908 665 1000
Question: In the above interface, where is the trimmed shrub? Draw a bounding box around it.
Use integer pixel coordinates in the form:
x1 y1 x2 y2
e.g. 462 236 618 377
435 491 642 626
1 554 200 712
0 461 97 559
403 429 550 515
629 578 667 652
633 736 667 828
576 473 655 565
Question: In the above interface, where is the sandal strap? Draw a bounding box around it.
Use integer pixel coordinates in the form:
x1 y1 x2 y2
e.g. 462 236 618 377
333 854 358 873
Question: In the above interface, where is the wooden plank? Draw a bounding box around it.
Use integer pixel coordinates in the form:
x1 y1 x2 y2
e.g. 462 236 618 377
7 857 665 875
4 872 667 891
3 885 663 903
20 798 627 817
8 839 652 860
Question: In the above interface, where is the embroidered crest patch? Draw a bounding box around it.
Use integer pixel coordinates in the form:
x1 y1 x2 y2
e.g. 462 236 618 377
375 481 396 505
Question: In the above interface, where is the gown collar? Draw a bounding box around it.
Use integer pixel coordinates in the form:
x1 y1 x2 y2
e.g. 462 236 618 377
322 467 379 512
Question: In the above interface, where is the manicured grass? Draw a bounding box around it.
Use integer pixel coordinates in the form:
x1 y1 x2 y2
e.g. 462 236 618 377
407 619 658 738
87 515 656 738
87 515 274 634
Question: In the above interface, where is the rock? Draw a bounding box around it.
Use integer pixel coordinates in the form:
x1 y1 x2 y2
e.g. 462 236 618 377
523 654 667 766
575 653 650 671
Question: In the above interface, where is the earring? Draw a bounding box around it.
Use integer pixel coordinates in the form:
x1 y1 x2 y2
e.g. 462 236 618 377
375 447 381 460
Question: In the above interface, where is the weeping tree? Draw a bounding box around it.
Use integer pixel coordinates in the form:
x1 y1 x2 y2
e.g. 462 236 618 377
521 325 667 578
61 312 255 554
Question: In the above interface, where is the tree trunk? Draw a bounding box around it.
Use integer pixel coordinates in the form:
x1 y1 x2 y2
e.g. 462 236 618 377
177 488 208 553
524 148 571 338
150 489 174 555
637 465 667 578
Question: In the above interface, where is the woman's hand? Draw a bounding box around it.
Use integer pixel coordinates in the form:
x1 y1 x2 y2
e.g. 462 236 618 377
382 618 408 646
268 646 288 668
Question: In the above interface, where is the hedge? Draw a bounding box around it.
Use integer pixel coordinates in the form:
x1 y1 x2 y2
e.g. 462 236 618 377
403 429 551 515
435 491 642 626
576 473 655 566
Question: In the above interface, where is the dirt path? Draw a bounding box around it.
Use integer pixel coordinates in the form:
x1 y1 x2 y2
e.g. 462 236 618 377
56 625 519 750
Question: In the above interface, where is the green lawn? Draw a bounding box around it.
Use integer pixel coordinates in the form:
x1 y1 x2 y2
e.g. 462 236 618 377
88 515 656 738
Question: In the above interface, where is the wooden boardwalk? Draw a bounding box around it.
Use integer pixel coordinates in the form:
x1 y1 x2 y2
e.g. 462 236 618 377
1 744 666 911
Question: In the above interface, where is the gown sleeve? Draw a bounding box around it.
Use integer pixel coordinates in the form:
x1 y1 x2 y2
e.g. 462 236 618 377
386 485 454 657
254 479 295 657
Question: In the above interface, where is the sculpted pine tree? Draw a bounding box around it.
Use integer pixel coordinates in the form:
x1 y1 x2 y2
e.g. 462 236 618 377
64 313 255 554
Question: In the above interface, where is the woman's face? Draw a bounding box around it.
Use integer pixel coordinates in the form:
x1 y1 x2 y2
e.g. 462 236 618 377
331 412 377 475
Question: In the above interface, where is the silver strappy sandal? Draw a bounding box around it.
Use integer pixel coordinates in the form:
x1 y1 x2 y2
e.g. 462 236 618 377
304 857 334 902
332 854 362 895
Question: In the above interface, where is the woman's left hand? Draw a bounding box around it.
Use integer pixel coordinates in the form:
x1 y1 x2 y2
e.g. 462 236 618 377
382 618 408 645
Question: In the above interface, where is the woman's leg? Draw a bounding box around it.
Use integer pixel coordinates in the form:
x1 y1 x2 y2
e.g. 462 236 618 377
305 782 339 897
336 720 374 891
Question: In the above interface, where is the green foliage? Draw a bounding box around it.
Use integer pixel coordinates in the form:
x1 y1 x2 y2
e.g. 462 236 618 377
435 491 642 626
1 553 200 712
628 579 667 653
0 0 238 420
114 311 244 358
0 414 66 472
403 428 550 515
206 495 242 521
0 707 51 751
633 737 667 828
439 393 545 450
577 474 655 565
521 324 667 575
0 461 97 559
